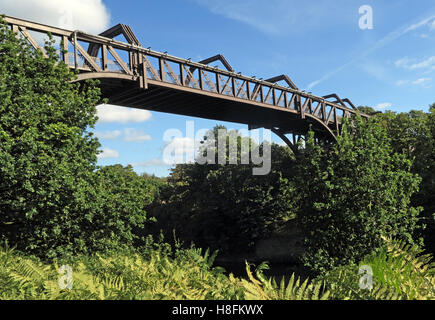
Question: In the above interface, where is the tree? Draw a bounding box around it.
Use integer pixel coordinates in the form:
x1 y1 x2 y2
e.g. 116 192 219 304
295 116 422 273
152 126 298 253
372 107 435 251
0 18 151 259
94 165 157 248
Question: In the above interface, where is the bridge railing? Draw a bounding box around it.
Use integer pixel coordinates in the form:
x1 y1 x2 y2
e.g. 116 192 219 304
140 50 359 134
3 15 367 136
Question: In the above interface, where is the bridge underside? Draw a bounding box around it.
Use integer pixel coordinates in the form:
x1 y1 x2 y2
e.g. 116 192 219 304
3 15 367 152
97 78 333 141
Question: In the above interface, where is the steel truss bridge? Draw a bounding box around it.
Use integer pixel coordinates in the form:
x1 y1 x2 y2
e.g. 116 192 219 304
3 15 368 153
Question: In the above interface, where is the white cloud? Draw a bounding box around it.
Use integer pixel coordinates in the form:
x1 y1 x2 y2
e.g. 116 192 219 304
0 0 110 34
409 57 435 71
395 56 435 71
412 77 431 87
163 137 196 165
430 19 435 31
395 80 408 86
97 105 152 124
395 57 411 68
94 130 122 140
97 148 119 159
375 102 392 110
131 158 169 167
395 78 432 88
124 128 152 142
168 137 196 155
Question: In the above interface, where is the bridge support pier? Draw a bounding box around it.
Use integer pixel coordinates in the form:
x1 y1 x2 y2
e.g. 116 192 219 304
248 125 299 155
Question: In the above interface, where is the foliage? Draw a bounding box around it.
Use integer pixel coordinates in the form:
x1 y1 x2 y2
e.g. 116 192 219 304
0 239 246 300
318 238 435 300
151 126 298 253
0 17 103 259
90 165 157 249
295 116 422 273
356 106 381 116
241 262 329 300
0 18 154 260
3 237 433 300
372 107 435 251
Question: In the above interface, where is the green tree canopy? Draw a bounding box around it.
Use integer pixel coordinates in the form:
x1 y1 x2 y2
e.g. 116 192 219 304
295 116 422 273
151 126 298 253
371 106 435 251
0 18 153 259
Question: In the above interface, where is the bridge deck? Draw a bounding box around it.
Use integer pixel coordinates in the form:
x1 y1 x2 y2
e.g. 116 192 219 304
3 15 368 141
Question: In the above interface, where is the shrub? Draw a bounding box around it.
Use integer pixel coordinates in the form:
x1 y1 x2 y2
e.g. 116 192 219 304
152 126 298 253
295 116 422 273
318 238 435 300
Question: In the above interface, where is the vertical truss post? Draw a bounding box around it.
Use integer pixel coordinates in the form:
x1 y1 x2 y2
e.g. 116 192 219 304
299 96 305 119
102 44 108 70
179 63 185 86
198 68 203 90
159 57 165 82
272 88 276 106
283 91 288 108
73 31 78 70
62 36 69 66
138 52 147 89
215 73 221 94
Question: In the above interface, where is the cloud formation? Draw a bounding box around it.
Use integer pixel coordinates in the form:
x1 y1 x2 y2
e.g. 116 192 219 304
0 0 111 34
97 148 120 159
395 78 432 88
412 77 432 87
375 102 392 110
131 158 169 168
395 56 435 71
124 128 152 142
94 130 122 140
97 105 152 124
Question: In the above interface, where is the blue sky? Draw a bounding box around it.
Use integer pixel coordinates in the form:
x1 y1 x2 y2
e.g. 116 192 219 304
2 0 435 177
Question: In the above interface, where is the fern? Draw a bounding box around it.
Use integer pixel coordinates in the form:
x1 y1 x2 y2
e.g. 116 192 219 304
241 262 330 300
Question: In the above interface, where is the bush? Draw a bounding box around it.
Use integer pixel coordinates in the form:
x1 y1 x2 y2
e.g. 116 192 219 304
0 19 154 260
152 126 298 253
295 116 422 273
0 18 103 259
372 107 435 251
318 238 435 300
93 165 157 248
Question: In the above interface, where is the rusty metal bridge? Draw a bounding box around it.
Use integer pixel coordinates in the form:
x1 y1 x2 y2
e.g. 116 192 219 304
3 15 368 152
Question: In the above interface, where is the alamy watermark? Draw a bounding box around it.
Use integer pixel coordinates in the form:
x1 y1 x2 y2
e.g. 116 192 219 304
58 265 73 290
162 121 272 176
359 5 374 30
358 265 373 290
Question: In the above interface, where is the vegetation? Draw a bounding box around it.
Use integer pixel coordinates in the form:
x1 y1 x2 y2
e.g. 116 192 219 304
150 127 298 253
1 237 434 300
0 16 434 300
294 116 422 273
0 19 156 260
